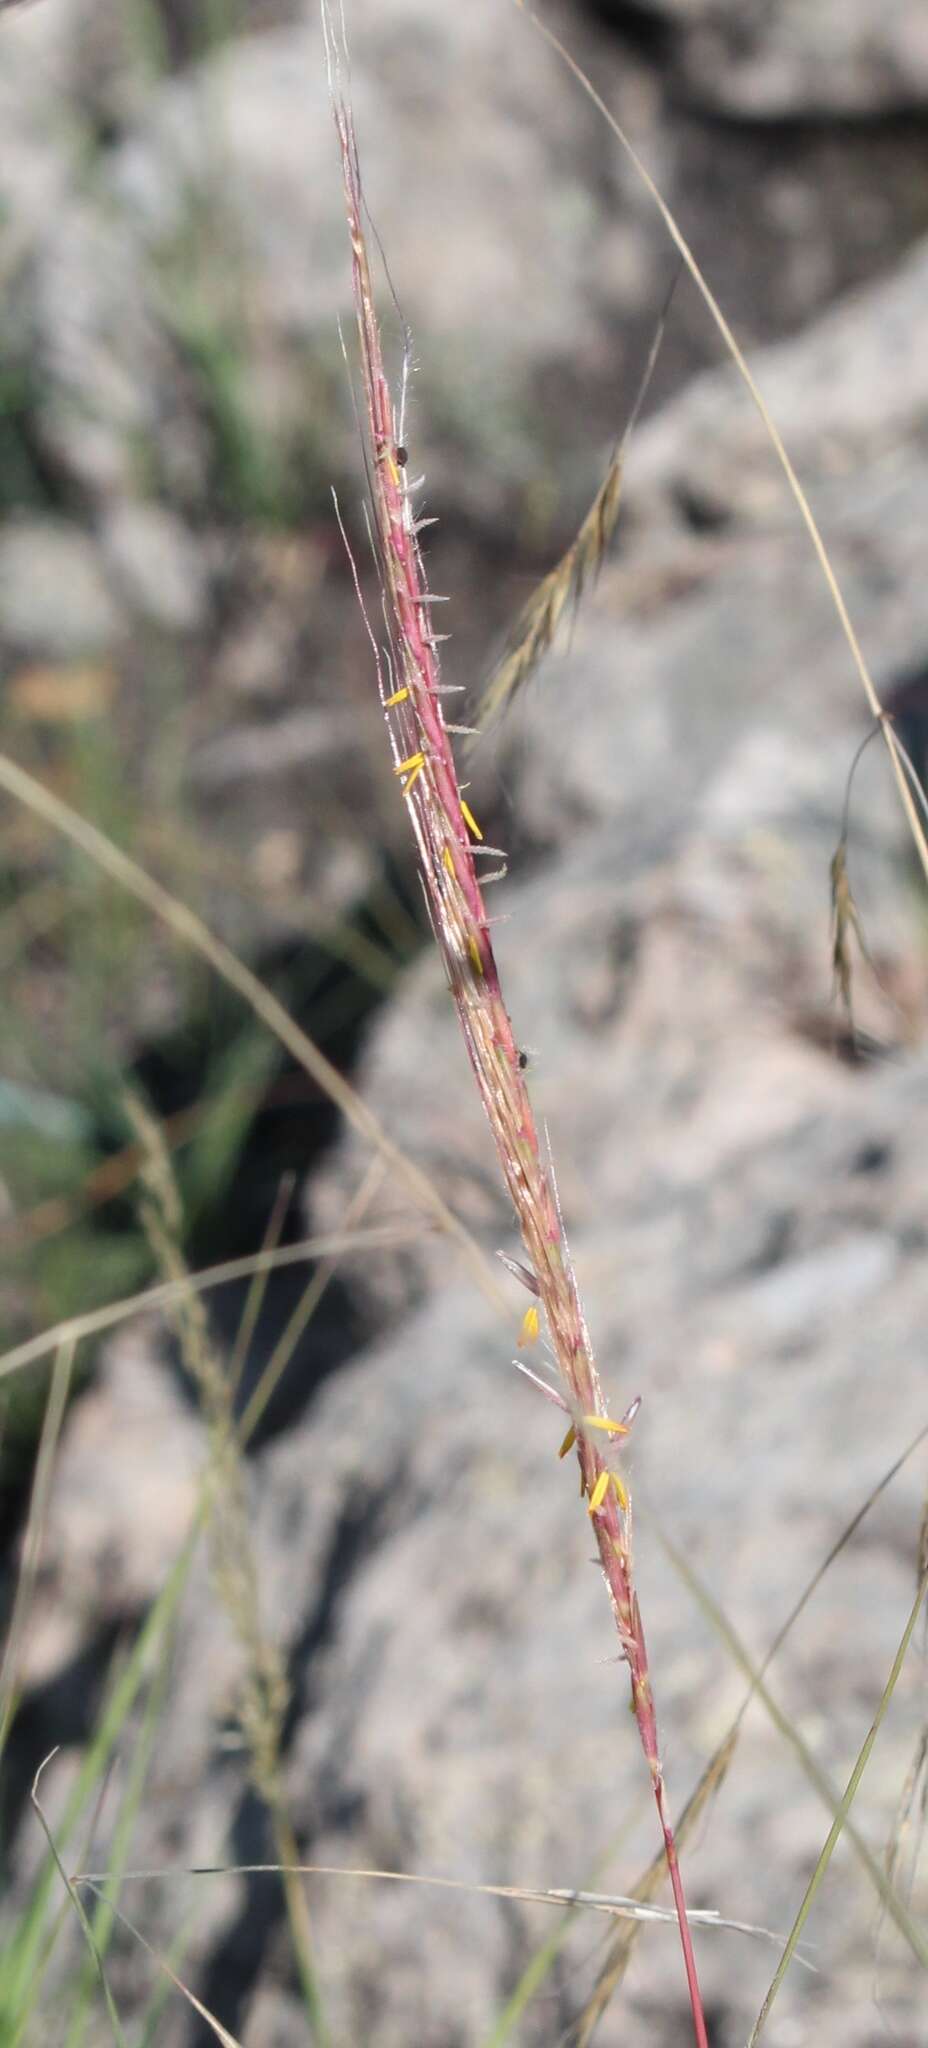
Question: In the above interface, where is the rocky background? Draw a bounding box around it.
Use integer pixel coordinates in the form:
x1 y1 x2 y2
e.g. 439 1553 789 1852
2 2 928 2044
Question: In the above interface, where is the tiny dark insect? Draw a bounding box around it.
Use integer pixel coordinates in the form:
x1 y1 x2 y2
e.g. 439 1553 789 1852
395 444 408 468
517 1049 529 1070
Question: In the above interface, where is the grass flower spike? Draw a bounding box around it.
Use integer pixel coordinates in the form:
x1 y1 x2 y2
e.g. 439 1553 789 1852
324 10 708 2041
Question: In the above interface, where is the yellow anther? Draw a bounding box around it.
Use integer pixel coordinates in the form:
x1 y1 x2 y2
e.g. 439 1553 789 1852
587 1470 610 1517
394 751 425 777
557 1425 577 1460
467 934 483 975
581 1415 630 1439
460 799 484 842
517 1305 540 1348
384 685 409 707
442 844 455 874
611 1473 629 1512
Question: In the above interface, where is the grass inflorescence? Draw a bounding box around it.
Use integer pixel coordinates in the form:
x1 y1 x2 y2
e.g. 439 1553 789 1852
323 7 709 2041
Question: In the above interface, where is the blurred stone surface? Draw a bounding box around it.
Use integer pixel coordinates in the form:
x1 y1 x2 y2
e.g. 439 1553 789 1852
100 500 208 634
0 520 120 658
675 1 928 118
602 0 928 115
15 1323 204 1690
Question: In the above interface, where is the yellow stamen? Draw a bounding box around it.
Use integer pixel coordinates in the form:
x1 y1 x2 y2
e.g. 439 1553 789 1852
394 751 425 778
384 685 409 707
518 1305 540 1348
587 1470 610 1516
557 1425 576 1460
582 1415 630 1439
460 799 483 841
611 1473 629 1512
467 934 483 975
442 845 455 874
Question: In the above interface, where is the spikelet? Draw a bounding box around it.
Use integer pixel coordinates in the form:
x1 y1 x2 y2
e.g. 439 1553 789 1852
474 274 676 732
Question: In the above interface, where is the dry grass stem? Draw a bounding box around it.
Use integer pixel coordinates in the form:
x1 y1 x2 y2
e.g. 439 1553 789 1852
0 1223 416 1385
74 1877 244 2047
324 10 707 2042
125 1092 289 1806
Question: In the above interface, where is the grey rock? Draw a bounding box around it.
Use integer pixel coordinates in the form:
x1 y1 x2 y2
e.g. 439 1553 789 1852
100 500 208 633
633 232 928 533
0 519 120 656
676 1 928 118
16 1323 204 1691
190 708 355 789
623 0 928 116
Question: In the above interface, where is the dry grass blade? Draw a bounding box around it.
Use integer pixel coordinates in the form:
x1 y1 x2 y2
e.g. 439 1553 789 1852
0 1225 417 1384
226 1171 295 1400
73 1854 787 1946
237 1155 386 1444
0 749 507 1319
880 1422 928 1989
475 275 676 732
510 3 928 893
748 1569 928 2044
0 1342 75 1753
76 1880 243 2047
30 1754 128 2047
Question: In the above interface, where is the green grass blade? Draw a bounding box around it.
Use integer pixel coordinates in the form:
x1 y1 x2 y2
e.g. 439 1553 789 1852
0 1341 76 1758
659 1529 928 1969
63 1584 182 2048
748 1569 928 2042
2 1512 205 2037
28 1757 129 2048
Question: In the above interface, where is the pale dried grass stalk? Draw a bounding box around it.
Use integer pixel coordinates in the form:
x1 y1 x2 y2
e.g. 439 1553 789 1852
324 13 707 2043
124 1090 289 1805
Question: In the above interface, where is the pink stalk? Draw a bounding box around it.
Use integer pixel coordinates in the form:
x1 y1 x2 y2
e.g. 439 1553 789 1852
324 15 708 2043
